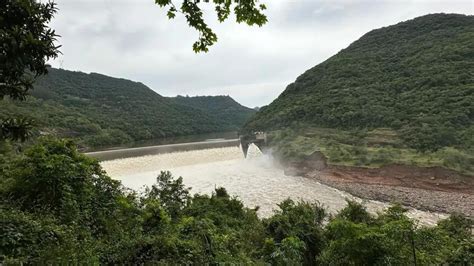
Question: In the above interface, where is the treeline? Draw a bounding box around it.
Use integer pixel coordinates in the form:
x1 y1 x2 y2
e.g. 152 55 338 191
170 95 256 130
1 138 472 264
0 68 255 150
244 14 474 153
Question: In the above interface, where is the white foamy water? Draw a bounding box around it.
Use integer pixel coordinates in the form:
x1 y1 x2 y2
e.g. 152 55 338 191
101 145 447 225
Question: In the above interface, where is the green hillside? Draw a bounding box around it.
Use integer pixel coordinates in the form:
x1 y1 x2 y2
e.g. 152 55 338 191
244 14 474 173
1 68 255 149
170 95 254 130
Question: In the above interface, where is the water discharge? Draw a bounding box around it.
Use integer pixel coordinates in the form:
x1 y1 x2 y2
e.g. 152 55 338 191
101 144 447 225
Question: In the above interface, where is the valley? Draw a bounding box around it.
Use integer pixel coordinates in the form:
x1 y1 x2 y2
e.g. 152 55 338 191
2 4 473 263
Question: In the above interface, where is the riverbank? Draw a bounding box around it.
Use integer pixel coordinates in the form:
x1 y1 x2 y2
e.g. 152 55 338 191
285 153 474 218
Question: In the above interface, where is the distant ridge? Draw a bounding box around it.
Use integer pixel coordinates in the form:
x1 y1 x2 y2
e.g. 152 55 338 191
1 68 255 149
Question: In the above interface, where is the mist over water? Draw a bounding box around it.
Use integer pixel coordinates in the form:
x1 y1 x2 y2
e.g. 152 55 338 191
101 144 446 225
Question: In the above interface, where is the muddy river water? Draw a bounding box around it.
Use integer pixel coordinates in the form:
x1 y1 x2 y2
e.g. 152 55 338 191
98 143 447 225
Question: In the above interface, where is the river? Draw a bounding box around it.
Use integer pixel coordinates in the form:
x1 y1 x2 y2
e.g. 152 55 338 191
97 142 447 225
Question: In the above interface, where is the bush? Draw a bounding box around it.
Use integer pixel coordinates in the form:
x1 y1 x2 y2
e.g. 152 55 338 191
336 200 374 224
0 208 98 264
264 199 326 264
440 148 474 174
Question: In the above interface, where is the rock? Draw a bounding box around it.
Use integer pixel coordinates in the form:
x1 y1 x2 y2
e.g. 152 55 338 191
304 151 327 171
284 167 306 176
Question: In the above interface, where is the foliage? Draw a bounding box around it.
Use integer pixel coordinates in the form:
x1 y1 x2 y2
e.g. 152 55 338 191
267 126 474 175
1 138 472 264
263 199 326 264
336 200 374 224
1 68 256 149
265 236 306 265
155 0 267 52
0 0 60 142
319 204 473 265
1 208 98 264
319 219 395 265
244 14 474 153
0 138 140 263
143 171 190 219
437 213 474 241
0 117 33 142
171 95 257 131
0 0 59 100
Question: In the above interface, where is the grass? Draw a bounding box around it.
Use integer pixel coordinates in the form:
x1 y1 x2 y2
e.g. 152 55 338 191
267 127 474 176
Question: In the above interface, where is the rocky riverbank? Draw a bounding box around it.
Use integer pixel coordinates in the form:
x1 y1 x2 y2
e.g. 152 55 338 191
284 152 474 218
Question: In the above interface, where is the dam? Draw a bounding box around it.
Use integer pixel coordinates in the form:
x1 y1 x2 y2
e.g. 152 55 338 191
86 138 240 161
90 140 447 225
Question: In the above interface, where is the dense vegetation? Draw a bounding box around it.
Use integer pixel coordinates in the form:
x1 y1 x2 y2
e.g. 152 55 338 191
1 138 472 264
244 14 473 154
1 68 255 150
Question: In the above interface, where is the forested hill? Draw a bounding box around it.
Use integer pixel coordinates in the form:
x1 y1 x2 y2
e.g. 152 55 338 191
244 14 473 152
1 68 255 149
170 95 254 130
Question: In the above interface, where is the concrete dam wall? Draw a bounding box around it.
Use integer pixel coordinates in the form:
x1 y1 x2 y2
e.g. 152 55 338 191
86 139 240 161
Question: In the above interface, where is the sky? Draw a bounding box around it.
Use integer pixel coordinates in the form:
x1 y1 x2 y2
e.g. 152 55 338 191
48 0 473 108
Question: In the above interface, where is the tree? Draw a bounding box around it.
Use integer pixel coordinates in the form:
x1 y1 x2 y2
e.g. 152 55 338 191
0 0 60 141
143 171 191 219
155 0 267 52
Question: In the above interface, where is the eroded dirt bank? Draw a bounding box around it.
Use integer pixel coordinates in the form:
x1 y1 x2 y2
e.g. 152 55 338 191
284 153 474 218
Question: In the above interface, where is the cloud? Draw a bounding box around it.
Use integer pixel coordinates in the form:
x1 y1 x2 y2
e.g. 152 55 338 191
48 0 473 107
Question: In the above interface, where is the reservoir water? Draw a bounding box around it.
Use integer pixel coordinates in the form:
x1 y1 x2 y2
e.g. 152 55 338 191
99 143 447 225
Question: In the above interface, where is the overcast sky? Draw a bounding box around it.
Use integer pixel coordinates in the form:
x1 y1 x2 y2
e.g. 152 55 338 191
48 0 473 107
